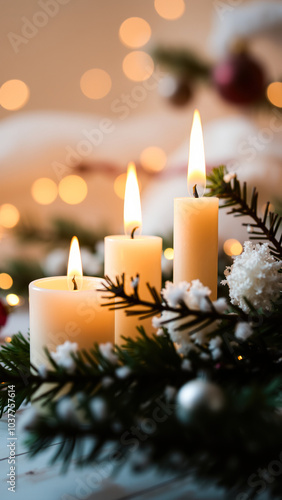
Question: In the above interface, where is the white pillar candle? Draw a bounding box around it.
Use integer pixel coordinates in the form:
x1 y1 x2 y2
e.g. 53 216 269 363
173 110 218 300
29 237 114 369
104 163 162 345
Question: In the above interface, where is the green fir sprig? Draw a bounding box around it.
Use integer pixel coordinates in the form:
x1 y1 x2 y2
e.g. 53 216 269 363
100 275 282 357
0 333 32 416
1 331 282 497
153 47 211 80
206 165 282 259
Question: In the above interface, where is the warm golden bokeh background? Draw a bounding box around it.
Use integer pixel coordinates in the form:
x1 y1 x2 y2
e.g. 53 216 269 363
0 0 282 304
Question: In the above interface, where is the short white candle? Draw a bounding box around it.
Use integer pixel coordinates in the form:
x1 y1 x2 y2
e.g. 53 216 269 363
173 110 219 300
104 163 162 345
29 237 114 369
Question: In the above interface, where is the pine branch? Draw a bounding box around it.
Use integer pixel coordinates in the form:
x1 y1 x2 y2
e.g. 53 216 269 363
1 330 282 497
100 275 260 337
23 375 282 469
102 277 282 360
99 274 282 350
152 47 211 79
11 338 282 499
206 166 282 260
1 314 281 421
15 217 101 249
0 331 185 416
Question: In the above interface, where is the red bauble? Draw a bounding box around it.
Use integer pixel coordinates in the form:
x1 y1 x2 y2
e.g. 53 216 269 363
0 300 8 328
212 51 265 105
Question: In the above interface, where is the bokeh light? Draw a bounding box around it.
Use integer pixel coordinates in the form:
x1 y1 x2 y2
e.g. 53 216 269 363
5 337 12 343
223 239 243 256
0 79 30 110
122 51 154 81
164 248 174 260
59 175 88 205
80 68 112 99
140 146 167 172
114 173 127 199
31 178 58 205
6 294 20 306
266 82 282 108
119 17 151 48
154 0 185 20
0 273 13 290
0 204 20 228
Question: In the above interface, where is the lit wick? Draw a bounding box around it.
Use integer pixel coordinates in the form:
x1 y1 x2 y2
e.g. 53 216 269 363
193 184 199 198
72 275 78 290
131 226 139 239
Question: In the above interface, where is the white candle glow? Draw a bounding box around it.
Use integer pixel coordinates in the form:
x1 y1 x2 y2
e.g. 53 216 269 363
104 163 162 345
173 110 219 300
29 236 114 369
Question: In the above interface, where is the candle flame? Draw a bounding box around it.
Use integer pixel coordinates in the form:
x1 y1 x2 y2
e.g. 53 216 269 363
67 236 83 290
187 109 206 197
124 162 142 236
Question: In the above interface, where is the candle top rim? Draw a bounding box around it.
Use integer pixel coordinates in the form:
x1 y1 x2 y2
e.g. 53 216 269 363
105 235 162 240
29 276 105 292
174 197 219 202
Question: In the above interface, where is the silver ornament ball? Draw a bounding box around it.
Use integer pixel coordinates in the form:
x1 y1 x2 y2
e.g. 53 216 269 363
177 379 224 423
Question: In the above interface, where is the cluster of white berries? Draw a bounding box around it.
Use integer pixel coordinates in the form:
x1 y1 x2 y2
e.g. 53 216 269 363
223 171 236 183
50 340 79 373
152 280 228 356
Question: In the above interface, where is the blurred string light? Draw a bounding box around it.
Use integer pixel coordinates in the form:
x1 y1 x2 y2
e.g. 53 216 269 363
114 173 142 200
114 173 127 199
223 239 243 256
0 204 20 228
154 0 185 20
122 51 154 81
0 79 30 110
6 294 20 306
266 82 282 108
58 175 88 205
119 17 151 48
31 178 58 205
164 247 174 260
140 146 167 172
5 337 12 343
80 69 112 99
0 273 13 290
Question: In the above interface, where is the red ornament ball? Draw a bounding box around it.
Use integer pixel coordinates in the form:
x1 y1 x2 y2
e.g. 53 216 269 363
0 300 8 328
212 51 265 105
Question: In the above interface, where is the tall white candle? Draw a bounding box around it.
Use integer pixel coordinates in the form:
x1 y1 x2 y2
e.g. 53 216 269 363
29 237 114 369
173 110 218 300
104 163 162 345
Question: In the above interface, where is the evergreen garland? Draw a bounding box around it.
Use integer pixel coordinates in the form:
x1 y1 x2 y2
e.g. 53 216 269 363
207 166 282 259
1 330 282 496
152 47 211 80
